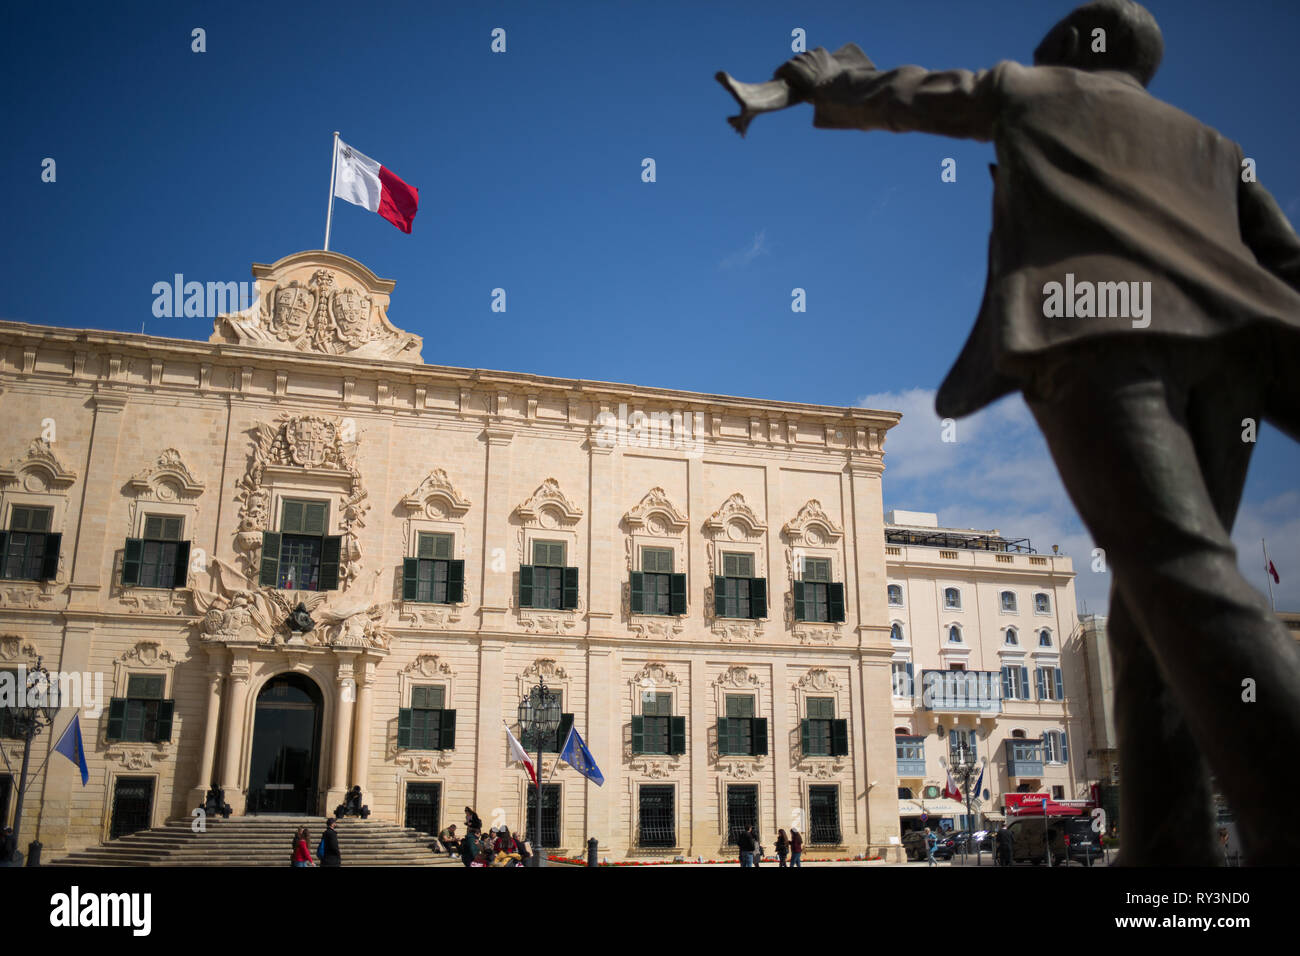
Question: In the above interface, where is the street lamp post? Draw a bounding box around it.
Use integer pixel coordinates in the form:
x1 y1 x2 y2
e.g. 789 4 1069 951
940 749 986 866
7 657 60 867
517 676 561 869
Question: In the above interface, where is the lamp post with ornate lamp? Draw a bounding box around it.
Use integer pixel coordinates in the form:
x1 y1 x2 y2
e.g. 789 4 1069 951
939 747 987 866
517 677 560 868
7 657 60 866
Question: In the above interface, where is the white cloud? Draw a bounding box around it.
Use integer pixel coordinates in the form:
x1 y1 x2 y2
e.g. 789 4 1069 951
720 229 770 270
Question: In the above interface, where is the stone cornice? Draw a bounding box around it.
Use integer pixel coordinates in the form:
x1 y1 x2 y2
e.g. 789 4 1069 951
0 320 900 434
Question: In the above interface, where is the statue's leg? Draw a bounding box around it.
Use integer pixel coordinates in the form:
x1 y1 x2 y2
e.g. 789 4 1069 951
1108 589 1217 865
1024 336 1300 865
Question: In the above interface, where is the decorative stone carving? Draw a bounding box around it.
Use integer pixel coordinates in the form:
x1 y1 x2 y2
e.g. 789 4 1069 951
792 623 843 645
702 493 767 542
796 668 840 692
0 635 38 662
781 499 843 543
0 438 78 490
397 753 452 775
403 654 454 680
521 659 568 682
628 757 681 779
0 586 55 609
629 618 685 640
233 413 369 590
718 759 763 779
701 493 767 632
119 590 189 615
125 448 204 500
712 622 761 643
513 478 583 527
211 251 423 361
630 662 680 691
518 614 579 635
400 468 472 518
623 487 688 535
117 641 177 669
714 665 762 689
105 745 170 770
399 605 466 630
802 758 847 780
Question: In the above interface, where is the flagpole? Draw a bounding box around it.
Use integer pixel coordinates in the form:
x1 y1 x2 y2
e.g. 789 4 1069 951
323 131 340 251
1263 539 1276 611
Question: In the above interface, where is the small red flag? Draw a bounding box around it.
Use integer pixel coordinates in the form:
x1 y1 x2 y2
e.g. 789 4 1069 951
1268 560 1280 584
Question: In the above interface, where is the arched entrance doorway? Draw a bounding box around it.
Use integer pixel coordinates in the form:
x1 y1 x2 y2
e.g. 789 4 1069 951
247 673 323 814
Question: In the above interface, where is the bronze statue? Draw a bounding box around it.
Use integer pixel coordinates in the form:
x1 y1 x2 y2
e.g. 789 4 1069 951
721 0 1300 865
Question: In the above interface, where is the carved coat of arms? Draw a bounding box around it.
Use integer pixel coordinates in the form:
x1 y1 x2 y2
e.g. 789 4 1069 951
272 284 314 340
286 417 335 468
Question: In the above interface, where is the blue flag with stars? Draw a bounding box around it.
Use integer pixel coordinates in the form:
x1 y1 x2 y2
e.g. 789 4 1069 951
54 713 89 786
559 725 604 787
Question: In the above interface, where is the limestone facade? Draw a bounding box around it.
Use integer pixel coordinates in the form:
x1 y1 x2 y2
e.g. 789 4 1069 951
0 251 905 860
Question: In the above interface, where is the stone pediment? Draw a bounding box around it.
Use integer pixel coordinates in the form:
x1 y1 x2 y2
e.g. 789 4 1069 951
210 250 423 362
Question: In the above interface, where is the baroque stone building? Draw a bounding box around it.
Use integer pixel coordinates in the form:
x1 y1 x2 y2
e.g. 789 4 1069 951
0 251 906 860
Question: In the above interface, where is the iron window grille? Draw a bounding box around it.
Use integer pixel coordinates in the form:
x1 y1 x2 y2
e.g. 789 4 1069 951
638 785 676 847
808 785 842 845
525 783 561 848
726 784 758 845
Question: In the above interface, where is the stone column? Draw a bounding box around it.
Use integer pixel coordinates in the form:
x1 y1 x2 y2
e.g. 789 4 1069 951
219 652 251 816
771 659 792 834
327 651 358 812
189 651 225 811
350 657 374 806
66 392 129 611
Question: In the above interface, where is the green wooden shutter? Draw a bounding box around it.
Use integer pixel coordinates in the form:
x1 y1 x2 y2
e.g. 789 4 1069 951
752 717 768 756
793 580 805 622
749 577 767 619
0 532 7 570
714 576 727 617
716 717 731 755
670 716 686 755
669 573 686 614
831 719 849 757
629 572 645 614
447 560 465 603
303 501 327 535
319 535 342 590
39 533 62 580
259 532 282 587
397 708 412 749
439 709 457 750
106 698 127 741
518 565 534 608
800 718 811 756
122 538 144 587
555 713 574 752
155 700 175 742
402 558 419 601
631 714 644 754
828 582 846 622
281 500 304 534
561 567 580 609
171 541 191 588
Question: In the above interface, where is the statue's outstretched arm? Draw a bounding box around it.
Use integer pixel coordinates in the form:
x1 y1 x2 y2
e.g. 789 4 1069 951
807 63 1000 141
1239 172 1300 294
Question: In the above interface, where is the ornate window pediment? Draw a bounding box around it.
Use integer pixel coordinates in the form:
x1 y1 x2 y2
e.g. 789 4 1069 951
702 493 767 642
514 478 583 527
400 469 472 519
0 438 77 492
623 488 688 535
702 492 766 540
125 448 204 500
781 499 843 546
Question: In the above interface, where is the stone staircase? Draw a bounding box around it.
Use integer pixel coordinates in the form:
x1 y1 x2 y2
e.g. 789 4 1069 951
47 817 462 867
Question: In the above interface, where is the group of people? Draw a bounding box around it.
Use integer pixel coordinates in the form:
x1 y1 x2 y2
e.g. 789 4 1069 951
439 806 532 867
289 817 341 867
736 826 804 867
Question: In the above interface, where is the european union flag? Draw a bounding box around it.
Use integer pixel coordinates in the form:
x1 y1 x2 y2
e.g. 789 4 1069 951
559 725 604 787
54 713 89 786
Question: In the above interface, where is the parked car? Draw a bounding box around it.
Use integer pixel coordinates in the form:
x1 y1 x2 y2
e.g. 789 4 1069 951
951 830 994 853
902 830 956 861
1005 816 1103 865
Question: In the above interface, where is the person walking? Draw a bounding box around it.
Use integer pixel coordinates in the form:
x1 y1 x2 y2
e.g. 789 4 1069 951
789 828 803 868
738 825 757 867
291 826 315 867
464 806 483 834
924 827 938 867
775 829 789 867
320 817 342 867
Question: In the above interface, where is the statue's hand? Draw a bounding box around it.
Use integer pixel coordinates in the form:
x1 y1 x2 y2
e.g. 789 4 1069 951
774 47 843 98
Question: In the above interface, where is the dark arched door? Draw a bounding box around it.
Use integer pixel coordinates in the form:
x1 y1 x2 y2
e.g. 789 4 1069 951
248 673 323 814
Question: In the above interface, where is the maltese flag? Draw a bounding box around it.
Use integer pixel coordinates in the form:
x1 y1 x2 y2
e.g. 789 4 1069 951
333 139 419 233
506 724 537 785
943 766 962 802
1268 560 1280 584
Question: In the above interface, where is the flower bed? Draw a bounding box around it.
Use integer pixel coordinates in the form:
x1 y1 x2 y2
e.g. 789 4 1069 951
546 854 883 866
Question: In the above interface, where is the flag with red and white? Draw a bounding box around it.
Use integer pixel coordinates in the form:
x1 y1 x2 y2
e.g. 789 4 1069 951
506 725 537 785
333 139 419 234
943 766 962 802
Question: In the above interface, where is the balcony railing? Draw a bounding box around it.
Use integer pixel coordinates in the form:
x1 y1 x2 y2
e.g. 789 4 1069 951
920 670 1003 715
1005 739 1044 777
895 736 926 776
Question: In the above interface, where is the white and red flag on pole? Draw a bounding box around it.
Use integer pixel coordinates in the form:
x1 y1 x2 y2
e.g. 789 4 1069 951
506 724 537 785
332 138 420 234
943 766 962 802
1269 559 1280 584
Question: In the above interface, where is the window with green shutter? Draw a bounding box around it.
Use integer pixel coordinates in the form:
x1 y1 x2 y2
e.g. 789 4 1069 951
633 546 678 616
717 552 764 619
398 685 456 751
640 692 672 754
804 696 836 756
526 540 566 609
719 695 756 755
123 514 189 589
404 533 464 604
2 505 57 581
110 674 173 743
265 499 340 591
796 558 837 623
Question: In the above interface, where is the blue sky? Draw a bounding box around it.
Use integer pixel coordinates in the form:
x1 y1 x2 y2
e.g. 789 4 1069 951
3 0 1297 613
